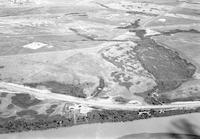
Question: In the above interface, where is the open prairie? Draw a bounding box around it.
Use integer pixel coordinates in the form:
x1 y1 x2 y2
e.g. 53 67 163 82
0 0 200 134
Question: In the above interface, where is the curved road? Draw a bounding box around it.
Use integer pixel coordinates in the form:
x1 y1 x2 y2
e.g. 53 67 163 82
1 81 200 111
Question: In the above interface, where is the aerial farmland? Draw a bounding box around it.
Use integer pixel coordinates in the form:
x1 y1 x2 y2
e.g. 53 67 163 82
0 0 200 138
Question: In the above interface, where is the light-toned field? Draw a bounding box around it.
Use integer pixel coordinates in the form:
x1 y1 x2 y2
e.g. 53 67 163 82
0 92 86 120
0 0 199 104
0 0 200 134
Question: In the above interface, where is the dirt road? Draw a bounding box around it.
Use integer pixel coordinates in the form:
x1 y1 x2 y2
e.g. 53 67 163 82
1 81 200 111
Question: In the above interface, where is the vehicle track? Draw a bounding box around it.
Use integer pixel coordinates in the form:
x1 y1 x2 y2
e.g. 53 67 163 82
1 81 200 111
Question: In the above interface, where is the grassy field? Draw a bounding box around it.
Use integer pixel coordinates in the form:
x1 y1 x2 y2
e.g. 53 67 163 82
152 32 200 73
0 0 200 134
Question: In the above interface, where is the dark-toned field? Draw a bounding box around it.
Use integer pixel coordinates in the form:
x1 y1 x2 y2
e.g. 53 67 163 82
135 38 196 91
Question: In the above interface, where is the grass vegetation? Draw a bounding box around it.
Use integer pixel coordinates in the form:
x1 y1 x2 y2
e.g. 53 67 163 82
24 81 87 98
0 107 200 134
46 104 58 114
11 94 41 109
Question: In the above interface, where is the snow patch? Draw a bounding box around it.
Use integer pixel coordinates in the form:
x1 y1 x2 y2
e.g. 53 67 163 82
158 18 166 22
22 42 54 50
69 104 93 114
194 73 200 79
80 106 93 114
145 29 160 36
128 100 141 105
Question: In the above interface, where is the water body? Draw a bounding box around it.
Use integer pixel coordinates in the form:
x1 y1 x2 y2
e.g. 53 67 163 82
0 113 200 139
